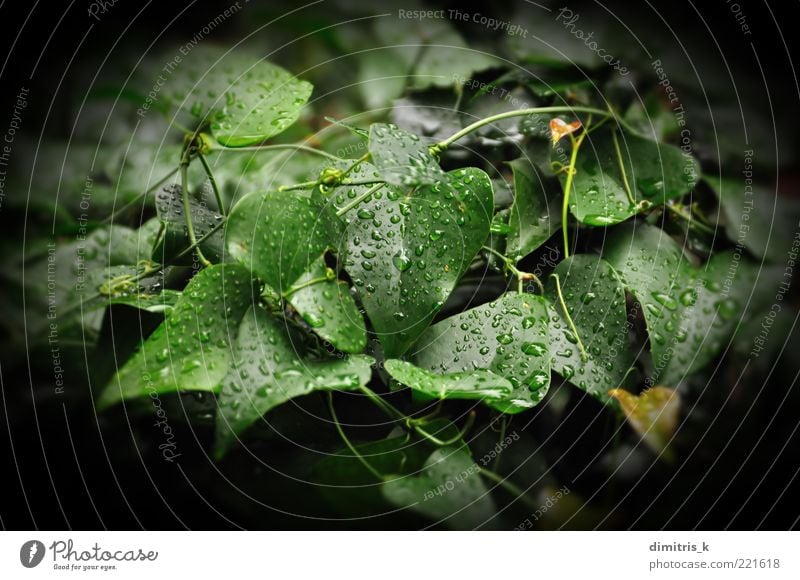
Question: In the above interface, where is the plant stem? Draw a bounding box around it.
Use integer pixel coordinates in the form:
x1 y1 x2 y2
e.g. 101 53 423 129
197 152 226 215
435 106 612 150
550 273 588 362
180 161 211 268
359 385 407 421
211 143 341 161
477 468 541 511
481 245 544 294
413 411 475 446
278 180 319 192
327 393 383 481
335 183 385 217
282 275 329 298
612 129 637 207
665 203 716 235
561 128 589 259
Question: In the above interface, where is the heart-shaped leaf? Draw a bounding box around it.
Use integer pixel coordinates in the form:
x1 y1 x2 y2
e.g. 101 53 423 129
286 257 367 354
226 190 343 293
339 167 494 357
603 223 753 386
368 123 445 186
152 185 225 265
609 386 681 454
142 46 313 147
545 254 634 401
412 293 551 414
98 264 255 408
563 130 700 226
382 446 496 529
372 18 497 90
214 306 374 458
385 359 513 401
506 157 563 261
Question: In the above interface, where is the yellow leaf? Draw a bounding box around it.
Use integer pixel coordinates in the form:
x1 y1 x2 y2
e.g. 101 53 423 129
609 386 680 454
549 118 582 146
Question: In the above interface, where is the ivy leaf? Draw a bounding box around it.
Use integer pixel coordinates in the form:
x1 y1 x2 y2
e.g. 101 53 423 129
545 255 634 401
152 185 225 265
226 190 343 293
707 176 800 263
372 18 497 90
214 306 374 458
609 386 681 455
339 167 494 357
412 294 551 414
506 157 562 261
385 359 513 401
382 446 497 529
286 257 367 354
143 46 313 147
98 264 255 408
368 123 445 186
357 51 408 110
603 223 752 385
563 130 700 226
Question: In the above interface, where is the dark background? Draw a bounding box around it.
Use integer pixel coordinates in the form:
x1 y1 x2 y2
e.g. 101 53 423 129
1 0 798 529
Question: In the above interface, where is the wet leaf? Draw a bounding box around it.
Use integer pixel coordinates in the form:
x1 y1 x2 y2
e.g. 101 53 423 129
339 167 493 356
286 257 367 353
545 255 634 401
412 293 551 413
101 289 182 314
385 359 513 401
603 223 754 385
226 190 343 293
563 130 700 226
152 185 225 265
140 46 313 147
368 123 445 187
214 306 373 457
98 264 256 408
506 157 562 261
609 386 680 454
382 446 496 529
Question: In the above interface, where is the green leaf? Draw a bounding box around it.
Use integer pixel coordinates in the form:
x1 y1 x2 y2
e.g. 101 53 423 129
412 293 551 414
144 46 313 147
602 223 753 385
382 446 497 529
506 157 562 260
385 359 513 401
368 123 445 186
564 130 700 226
214 306 373 458
286 257 367 353
372 18 497 90
226 190 343 293
545 254 634 401
340 167 494 357
152 185 225 265
707 176 800 263
98 264 255 408
357 51 408 110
